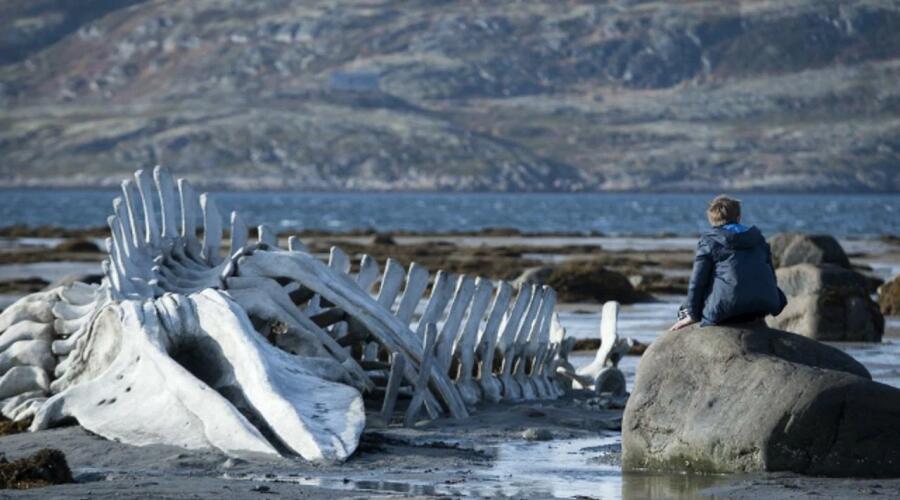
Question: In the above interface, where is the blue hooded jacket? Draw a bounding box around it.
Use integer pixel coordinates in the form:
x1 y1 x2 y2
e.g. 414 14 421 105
684 224 787 325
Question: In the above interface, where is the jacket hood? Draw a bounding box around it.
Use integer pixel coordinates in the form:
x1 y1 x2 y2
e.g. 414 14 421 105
703 225 765 249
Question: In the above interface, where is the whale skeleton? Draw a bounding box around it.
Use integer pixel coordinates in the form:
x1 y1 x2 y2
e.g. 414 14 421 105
0 167 626 462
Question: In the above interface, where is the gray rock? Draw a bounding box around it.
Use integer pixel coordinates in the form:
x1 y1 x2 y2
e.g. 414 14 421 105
540 260 650 304
52 238 101 253
372 233 396 246
522 428 553 441
622 322 900 477
878 275 900 316
769 264 883 342
768 233 851 269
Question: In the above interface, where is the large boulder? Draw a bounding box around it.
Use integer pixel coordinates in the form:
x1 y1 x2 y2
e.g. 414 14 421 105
879 275 900 316
768 233 851 269
769 264 884 342
622 323 900 477
516 260 649 304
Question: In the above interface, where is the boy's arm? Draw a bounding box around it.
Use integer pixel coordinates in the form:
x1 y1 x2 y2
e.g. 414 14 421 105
685 240 714 321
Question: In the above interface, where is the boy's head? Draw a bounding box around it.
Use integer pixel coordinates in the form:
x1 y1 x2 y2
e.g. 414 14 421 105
707 195 741 226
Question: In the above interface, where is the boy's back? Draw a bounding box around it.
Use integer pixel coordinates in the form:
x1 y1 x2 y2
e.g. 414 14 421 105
689 224 786 325
673 196 787 330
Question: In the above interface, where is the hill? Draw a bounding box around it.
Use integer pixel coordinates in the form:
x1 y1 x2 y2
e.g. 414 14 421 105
1 0 898 191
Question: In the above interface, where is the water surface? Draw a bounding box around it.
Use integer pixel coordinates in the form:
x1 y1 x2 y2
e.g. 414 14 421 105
1 190 896 237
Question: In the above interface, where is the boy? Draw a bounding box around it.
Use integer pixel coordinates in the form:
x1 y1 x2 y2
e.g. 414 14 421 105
669 195 786 331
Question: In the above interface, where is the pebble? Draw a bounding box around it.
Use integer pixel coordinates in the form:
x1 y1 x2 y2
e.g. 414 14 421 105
522 428 553 441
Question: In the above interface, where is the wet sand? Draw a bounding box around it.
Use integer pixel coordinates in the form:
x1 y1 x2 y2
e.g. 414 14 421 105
0 396 626 499
2 397 898 499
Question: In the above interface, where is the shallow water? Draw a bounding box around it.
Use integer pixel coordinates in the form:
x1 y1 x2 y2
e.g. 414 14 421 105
243 303 899 499
0 257 893 498
559 299 900 391
235 435 736 499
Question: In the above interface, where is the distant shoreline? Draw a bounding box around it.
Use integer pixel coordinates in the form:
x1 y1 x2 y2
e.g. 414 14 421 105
0 184 897 195
0 225 896 242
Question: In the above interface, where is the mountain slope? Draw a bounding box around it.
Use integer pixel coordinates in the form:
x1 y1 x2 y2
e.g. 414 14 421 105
1 0 898 191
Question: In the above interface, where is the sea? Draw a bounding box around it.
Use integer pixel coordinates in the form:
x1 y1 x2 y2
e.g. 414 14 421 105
0 190 897 237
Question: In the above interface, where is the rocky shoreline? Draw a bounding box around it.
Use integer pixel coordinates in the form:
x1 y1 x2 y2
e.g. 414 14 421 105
0 228 898 498
1 394 899 499
1 226 896 309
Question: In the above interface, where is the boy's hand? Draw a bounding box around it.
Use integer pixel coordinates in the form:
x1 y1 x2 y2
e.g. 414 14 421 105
669 316 698 331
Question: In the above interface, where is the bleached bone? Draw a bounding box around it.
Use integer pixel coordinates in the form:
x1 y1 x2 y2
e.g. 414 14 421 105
575 301 625 379
554 301 629 396
476 281 512 403
223 275 371 390
380 352 406 422
236 250 468 419
45 291 362 460
0 321 54 352
0 166 627 461
436 276 476 370
329 251 613 407
503 285 544 400
405 323 437 427
0 339 55 374
494 284 534 401
376 259 405 309
0 390 44 421
515 288 555 399
0 366 50 399
287 235 308 253
258 224 278 248
452 277 494 406
513 287 546 400
318 250 570 410
416 270 455 336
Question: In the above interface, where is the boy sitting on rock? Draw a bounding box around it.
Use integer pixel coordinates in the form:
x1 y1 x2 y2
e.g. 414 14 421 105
670 195 786 331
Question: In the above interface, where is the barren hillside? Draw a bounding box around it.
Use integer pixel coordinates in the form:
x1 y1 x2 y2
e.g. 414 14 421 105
1 0 898 191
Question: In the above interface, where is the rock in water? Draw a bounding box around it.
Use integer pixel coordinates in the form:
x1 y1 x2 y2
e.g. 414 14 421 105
879 275 900 316
765 233 883 340
769 264 884 341
768 233 851 269
536 261 649 304
622 323 900 477
372 233 396 246
52 238 101 253
522 427 553 441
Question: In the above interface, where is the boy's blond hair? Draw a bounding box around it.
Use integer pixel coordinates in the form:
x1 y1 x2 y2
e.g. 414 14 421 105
707 195 741 226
